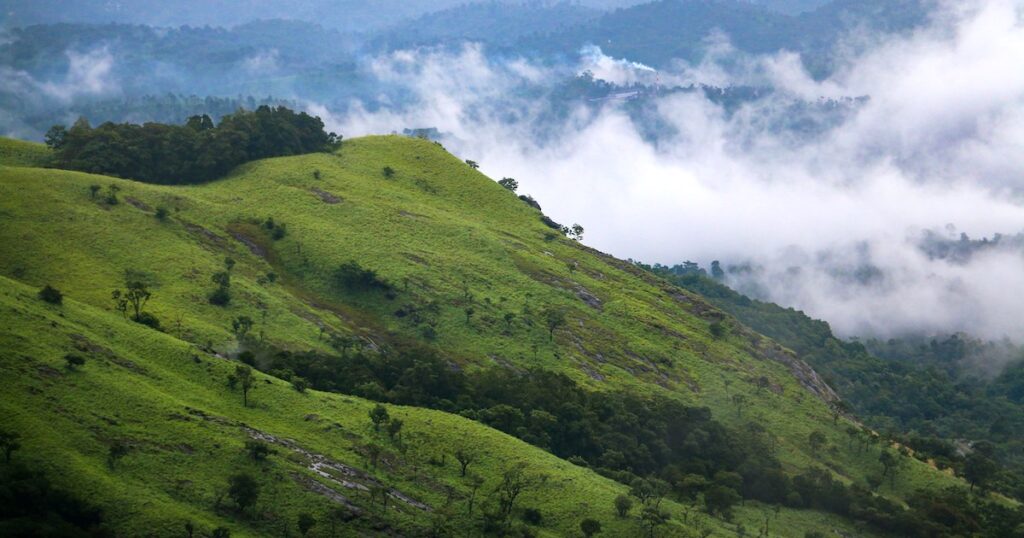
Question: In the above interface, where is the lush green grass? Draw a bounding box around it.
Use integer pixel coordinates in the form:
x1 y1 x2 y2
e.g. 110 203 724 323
0 135 970 535
0 137 52 167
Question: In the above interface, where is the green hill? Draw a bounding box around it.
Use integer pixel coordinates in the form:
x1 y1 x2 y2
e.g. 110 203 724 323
0 135 986 536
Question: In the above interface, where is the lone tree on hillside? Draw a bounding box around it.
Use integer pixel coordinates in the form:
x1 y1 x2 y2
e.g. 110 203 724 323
38 284 63 305
387 418 404 443
465 160 479 169
0 429 21 463
230 365 256 407
543 307 567 341
580 518 602 537
228 473 260 514
495 463 540 519
231 316 254 341
369 404 390 432
112 280 152 322
614 494 633 517
454 447 477 477
498 177 518 192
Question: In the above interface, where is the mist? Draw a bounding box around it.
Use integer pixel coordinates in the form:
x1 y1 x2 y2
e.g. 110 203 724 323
320 0 1024 341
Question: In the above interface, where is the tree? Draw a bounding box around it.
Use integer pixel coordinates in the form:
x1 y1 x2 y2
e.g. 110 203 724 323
292 377 309 393
107 441 129 470
64 354 86 370
465 160 479 169
543 307 567 341
581 518 602 537
382 166 395 178
245 440 271 461
964 451 998 492
44 124 67 149
704 485 741 518
387 418 404 442
155 206 170 221
710 260 725 280
570 223 584 241
212 528 231 538
234 365 255 407
297 512 316 536
640 505 670 538
464 307 475 325
111 279 152 322
228 473 260 513
466 473 484 515
455 447 476 477
88 184 101 199
0 430 21 463
878 450 899 485
731 393 748 418
231 316 254 341
808 431 827 454
498 177 518 192
496 463 539 519
369 404 390 432
209 270 232 305
38 285 63 305
614 494 633 517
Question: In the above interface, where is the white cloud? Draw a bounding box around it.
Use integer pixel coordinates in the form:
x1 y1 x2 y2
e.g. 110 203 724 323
321 0 1024 341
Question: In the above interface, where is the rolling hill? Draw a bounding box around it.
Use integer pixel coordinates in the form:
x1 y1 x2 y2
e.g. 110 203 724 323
0 135 991 536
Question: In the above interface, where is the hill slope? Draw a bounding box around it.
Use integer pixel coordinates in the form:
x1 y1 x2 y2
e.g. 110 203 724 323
0 135 973 536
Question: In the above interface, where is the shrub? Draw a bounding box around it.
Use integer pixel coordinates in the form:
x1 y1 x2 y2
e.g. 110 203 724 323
292 377 309 393
709 321 726 339
134 311 162 330
155 206 169 221
64 354 86 369
382 166 395 178
334 261 390 292
38 285 63 305
521 507 543 525
208 287 231 306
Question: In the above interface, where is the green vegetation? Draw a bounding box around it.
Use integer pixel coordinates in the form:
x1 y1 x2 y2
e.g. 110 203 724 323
45 106 341 184
649 263 1024 499
0 134 1010 536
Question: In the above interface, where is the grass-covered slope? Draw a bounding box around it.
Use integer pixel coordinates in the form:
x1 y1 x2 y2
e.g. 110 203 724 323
0 135 969 535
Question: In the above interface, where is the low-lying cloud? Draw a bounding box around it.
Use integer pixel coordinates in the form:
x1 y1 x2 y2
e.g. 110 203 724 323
321 0 1024 341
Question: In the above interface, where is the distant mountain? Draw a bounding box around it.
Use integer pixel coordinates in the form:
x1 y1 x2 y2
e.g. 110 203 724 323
0 0 469 32
373 2 601 50
516 0 930 75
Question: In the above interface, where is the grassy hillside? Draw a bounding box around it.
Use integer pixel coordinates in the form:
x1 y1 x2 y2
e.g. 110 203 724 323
0 135 973 535
0 137 51 167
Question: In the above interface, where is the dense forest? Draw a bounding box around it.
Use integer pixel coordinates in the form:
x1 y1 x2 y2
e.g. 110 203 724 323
44 106 340 184
640 261 1024 499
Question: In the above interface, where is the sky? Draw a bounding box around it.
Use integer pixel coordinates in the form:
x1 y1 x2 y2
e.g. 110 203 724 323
322 0 1024 341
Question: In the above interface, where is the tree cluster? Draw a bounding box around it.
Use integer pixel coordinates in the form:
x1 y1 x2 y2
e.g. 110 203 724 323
46 106 340 184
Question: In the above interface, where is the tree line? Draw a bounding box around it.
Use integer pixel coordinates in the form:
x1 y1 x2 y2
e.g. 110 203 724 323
44 106 341 184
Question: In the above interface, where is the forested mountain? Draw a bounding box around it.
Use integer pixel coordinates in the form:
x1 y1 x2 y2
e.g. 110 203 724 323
2 123 1018 536
519 0 930 73
644 262 1024 499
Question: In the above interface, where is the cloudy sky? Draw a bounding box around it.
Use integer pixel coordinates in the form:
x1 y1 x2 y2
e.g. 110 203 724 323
325 0 1024 340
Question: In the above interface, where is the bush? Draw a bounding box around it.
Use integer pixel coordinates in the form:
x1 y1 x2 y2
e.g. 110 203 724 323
64 354 86 369
521 507 543 525
333 261 390 292
292 377 310 393
208 286 231 306
133 311 162 330
38 284 63 305
155 206 169 221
